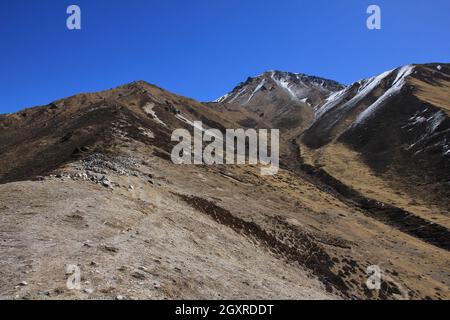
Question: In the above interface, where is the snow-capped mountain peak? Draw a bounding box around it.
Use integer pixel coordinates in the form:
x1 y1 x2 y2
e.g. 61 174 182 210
313 65 415 123
214 70 344 106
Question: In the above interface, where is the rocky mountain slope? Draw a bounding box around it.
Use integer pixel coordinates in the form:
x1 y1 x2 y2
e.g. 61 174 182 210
0 64 449 300
211 71 344 138
300 63 450 218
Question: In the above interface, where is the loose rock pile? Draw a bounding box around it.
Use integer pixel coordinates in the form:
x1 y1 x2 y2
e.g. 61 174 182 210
48 153 142 188
77 153 141 188
81 153 140 176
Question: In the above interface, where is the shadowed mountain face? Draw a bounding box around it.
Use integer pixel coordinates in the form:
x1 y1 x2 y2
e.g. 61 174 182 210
0 64 449 300
301 63 450 211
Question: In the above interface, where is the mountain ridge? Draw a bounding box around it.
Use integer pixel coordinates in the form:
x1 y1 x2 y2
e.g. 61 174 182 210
214 70 345 104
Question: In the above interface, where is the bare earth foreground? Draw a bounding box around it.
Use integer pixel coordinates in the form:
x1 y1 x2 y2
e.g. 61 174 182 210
0 157 337 300
0 145 448 300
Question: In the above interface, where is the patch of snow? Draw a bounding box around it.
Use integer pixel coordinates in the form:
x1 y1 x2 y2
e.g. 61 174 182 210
405 110 447 152
354 69 393 102
271 72 298 99
228 87 247 103
428 110 446 133
314 88 349 119
441 141 450 156
300 98 310 105
138 127 154 139
245 79 266 104
143 103 167 127
437 65 442 71
310 79 326 88
214 93 230 103
444 147 450 156
175 113 197 129
313 68 396 122
352 65 415 126
410 116 427 125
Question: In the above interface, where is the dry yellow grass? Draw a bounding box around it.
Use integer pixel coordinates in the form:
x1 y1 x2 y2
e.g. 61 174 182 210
411 78 450 115
301 143 450 229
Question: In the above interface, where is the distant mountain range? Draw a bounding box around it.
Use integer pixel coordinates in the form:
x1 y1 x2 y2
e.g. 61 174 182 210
0 63 449 300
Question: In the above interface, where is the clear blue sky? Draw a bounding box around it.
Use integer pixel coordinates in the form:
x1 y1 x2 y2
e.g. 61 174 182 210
1 0 449 114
